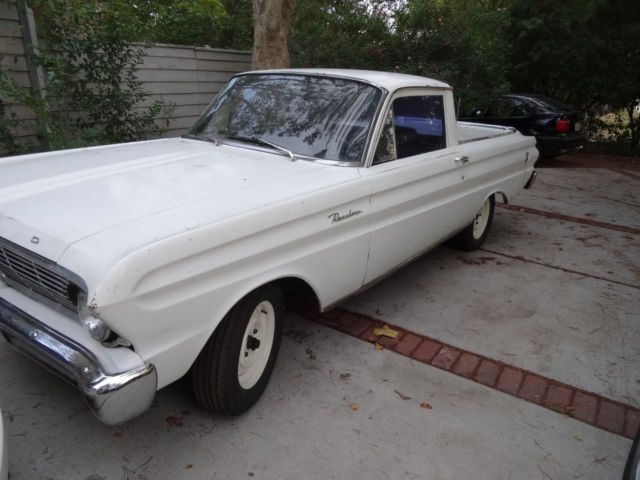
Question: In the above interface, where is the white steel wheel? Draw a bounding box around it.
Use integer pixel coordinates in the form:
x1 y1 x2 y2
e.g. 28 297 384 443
450 195 495 251
472 198 492 240
191 284 284 416
238 300 276 390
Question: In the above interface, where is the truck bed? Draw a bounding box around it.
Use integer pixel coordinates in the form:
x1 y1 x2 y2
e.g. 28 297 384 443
456 121 516 144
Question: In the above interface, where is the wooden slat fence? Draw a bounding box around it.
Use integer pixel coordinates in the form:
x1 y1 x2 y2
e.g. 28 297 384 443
0 1 41 151
0 1 252 154
140 44 252 137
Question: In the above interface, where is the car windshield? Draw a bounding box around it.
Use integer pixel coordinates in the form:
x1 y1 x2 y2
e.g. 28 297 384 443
188 74 383 163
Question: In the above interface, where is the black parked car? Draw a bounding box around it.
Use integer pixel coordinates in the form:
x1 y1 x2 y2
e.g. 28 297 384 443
458 94 585 157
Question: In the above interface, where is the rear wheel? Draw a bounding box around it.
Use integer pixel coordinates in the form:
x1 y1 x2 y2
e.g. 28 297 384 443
450 195 495 251
191 284 284 415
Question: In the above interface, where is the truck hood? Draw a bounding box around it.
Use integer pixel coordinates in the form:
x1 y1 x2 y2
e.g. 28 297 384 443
0 138 361 282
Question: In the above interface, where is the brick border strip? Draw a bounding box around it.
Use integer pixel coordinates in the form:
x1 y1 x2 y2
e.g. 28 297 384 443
497 203 640 236
609 168 640 181
290 303 640 439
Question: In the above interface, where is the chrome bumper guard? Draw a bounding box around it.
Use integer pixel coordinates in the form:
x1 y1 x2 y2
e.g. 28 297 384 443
0 298 156 425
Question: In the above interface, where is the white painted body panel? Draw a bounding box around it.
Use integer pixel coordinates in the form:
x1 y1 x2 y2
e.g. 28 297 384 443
0 70 537 391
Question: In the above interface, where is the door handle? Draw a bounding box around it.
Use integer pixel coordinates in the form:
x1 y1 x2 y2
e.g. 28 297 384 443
454 155 469 164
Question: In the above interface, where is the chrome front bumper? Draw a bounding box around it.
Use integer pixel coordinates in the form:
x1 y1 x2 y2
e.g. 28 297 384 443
0 298 156 425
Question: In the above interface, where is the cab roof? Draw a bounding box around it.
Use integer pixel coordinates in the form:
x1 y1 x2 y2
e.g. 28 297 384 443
237 68 452 92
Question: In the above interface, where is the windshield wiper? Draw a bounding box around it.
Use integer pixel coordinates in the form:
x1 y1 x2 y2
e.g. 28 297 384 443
225 134 297 162
181 133 221 146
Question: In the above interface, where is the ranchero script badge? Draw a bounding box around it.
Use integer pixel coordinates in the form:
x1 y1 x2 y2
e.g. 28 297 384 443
327 209 362 224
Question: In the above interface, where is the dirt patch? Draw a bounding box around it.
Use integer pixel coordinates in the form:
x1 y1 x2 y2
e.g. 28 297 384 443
537 149 640 172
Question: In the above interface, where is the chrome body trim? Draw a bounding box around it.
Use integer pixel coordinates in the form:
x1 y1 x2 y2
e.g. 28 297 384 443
457 123 517 144
0 298 156 425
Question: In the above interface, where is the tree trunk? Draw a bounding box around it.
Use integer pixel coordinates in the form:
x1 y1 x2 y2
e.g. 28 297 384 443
252 0 296 70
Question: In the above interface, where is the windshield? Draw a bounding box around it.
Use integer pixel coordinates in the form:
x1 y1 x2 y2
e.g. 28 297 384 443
188 74 383 163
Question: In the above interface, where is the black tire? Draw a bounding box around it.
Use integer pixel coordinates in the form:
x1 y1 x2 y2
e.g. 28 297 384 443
191 284 284 415
449 195 495 251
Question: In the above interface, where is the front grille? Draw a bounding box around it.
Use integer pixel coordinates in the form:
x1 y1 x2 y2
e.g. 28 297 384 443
0 237 86 314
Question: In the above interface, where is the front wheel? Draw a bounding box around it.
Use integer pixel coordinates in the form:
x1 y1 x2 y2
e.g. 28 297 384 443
449 195 495 251
191 284 284 415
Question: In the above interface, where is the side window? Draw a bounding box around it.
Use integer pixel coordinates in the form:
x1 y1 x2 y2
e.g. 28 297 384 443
506 97 530 117
373 108 397 164
373 95 446 164
493 97 529 117
394 95 445 159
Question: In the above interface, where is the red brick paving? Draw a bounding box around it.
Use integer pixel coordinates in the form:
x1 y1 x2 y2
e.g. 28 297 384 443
343 316 372 337
518 375 549 404
544 384 573 412
626 410 640 438
452 353 481 378
431 346 461 370
412 339 442 363
475 360 502 387
597 400 626 433
572 392 599 424
496 367 524 396
291 305 640 439
391 332 423 356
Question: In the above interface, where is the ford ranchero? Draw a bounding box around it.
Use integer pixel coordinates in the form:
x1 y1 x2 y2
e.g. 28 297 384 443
0 69 537 424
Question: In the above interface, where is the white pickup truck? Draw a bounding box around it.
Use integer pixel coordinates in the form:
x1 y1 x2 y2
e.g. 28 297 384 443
0 69 537 424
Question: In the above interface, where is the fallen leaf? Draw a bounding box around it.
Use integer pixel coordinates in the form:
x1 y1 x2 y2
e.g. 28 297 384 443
185 464 193 469
166 416 184 427
394 390 411 400
374 343 384 350
339 373 352 381
420 403 433 409
574 433 583 441
373 325 399 338
349 403 359 410
114 432 123 438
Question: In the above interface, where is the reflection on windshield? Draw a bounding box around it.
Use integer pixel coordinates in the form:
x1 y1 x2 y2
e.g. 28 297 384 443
188 74 383 163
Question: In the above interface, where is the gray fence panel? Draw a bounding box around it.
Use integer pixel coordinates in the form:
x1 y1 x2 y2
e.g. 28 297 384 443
1 1 34 154
0 4 252 155
139 43 251 137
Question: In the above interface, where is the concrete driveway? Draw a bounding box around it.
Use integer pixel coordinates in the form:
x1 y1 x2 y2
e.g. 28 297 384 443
1 158 638 479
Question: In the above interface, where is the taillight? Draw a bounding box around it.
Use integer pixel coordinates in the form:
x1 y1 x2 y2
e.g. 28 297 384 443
556 119 570 132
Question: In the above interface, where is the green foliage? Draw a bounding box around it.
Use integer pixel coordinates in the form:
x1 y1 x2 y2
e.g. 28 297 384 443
506 0 640 150
114 0 227 47
395 0 512 102
109 0 252 50
289 0 396 70
3 0 639 154
287 0 640 152
0 0 174 154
